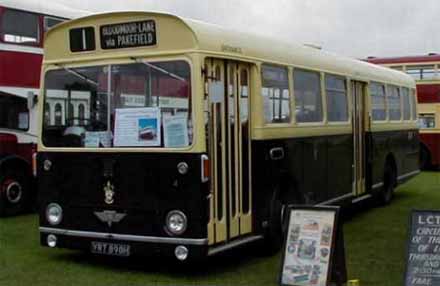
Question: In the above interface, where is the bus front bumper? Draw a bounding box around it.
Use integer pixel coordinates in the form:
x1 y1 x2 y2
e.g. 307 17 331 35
39 227 208 260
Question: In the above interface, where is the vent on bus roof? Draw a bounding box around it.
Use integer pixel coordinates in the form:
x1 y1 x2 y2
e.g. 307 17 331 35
428 53 438 56
69 27 95 52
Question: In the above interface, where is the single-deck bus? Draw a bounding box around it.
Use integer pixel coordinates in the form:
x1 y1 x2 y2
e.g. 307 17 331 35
38 11 420 260
367 54 440 169
0 0 87 215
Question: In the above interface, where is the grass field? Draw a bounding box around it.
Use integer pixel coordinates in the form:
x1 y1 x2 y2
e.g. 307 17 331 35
0 171 439 286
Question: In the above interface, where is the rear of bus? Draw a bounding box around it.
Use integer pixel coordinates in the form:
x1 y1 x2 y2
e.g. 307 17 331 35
38 12 210 260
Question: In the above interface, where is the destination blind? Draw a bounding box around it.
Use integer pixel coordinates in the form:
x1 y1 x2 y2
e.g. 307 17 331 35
100 20 156 49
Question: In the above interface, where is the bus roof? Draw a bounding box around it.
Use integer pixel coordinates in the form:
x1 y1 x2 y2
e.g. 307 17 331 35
2 0 90 19
45 11 415 87
367 54 440 65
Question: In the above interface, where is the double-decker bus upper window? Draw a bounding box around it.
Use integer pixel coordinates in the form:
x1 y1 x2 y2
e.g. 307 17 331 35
44 17 64 32
388 85 401 120
42 61 191 148
402 87 411 120
419 114 435 129
261 65 290 123
325 74 348 122
294 69 323 123
390 66 403 71
2 9 39 44
370 82 386 121
0 94 29 130
411 89 417 120
406 65 436 80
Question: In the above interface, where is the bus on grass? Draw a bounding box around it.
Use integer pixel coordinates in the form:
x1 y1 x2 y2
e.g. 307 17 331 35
0 0 87 215
367 54 440 169
38 11 419 261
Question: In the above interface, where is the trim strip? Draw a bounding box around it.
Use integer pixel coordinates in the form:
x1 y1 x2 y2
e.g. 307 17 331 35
372 182 384 189
0 43 43 55
398 170 420 181
351 194 372 204
39 227 208 246
208 235 264 256
317 193 353 206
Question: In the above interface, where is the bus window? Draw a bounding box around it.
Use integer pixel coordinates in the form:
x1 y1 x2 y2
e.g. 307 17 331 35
402 87 411 120
410 89 417 120
42 61 191 148
0 94 29 130
390 66 403 71
419 114 435 128
1 9 39 44
406 65 435 80
388 85 401 120
325 74 348 122
261 65 290 123
44 17 64 32
294 69 323 123
370 82 387 121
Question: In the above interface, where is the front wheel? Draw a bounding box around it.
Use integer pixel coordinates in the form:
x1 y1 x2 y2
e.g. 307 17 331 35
261 191 284 255
0 168 30 216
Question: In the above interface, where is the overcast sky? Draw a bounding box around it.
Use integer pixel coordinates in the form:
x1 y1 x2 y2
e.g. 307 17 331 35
55 0 439 59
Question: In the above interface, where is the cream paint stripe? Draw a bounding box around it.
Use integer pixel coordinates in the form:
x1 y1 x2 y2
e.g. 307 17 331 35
0 43 43 55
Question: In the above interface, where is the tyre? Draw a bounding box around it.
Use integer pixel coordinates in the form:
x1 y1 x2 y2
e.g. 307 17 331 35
0 168 30 216
261 189 284 254
378 162 395 205
420 146 431 170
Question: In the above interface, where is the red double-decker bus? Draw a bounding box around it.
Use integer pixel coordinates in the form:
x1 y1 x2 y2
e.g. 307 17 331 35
367 54 440 169
0 0 87 215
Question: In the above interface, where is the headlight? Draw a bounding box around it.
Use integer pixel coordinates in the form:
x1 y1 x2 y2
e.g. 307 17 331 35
165 210 187 235
46 203 63 225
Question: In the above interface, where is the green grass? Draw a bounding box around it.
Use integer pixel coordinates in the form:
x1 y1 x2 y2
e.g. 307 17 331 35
1 172 439 286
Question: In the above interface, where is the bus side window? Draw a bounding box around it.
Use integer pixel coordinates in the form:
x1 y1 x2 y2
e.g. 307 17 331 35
293 69 323 123
411 89 417 120
388 85 401 121
370 82 386 121
261 64 290 123
325 74 348 122
401 87 411 120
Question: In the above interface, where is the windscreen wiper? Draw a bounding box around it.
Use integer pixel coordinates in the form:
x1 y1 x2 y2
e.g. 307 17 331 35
55 64 98 86
130 57 187 82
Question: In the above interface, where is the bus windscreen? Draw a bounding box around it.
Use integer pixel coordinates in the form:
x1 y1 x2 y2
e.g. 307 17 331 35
42 60 192 148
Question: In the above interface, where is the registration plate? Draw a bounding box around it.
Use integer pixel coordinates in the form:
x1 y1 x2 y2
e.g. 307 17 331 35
91 241 131 257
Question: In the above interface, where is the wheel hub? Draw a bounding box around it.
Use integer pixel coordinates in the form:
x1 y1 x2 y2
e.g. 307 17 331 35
3 180 22 204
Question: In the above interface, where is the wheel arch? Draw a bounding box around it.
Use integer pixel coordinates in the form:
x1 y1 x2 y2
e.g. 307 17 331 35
0 155 31 177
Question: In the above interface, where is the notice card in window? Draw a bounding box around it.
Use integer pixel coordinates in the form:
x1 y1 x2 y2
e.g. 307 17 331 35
114 107 161 147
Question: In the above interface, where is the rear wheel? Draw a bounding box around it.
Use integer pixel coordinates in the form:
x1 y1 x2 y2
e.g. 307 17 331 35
0 168 30 216
420 146 431 170
378 162 396 205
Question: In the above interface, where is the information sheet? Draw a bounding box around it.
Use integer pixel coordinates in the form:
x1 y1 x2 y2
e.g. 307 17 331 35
281 208 336 286
113 107 161 147
163 115 189 148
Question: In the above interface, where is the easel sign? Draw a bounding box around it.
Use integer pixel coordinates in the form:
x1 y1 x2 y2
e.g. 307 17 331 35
279 206 340 286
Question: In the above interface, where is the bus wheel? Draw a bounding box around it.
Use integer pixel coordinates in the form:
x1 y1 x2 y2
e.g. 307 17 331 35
0 169 29 216
261 191 284 254
378 163 395 205
420 146 431 170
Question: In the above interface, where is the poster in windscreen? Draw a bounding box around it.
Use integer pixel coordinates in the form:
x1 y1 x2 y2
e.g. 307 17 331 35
280 207 338 286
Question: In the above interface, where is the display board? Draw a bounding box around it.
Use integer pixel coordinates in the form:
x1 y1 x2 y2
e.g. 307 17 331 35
279 206 340 286
405 210 440 286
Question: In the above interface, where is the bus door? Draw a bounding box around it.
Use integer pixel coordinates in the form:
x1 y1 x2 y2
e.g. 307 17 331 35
352 81 366 196
205 58 252 245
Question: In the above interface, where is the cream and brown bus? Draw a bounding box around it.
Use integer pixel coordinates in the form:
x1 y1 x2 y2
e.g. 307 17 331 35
38 11 419 261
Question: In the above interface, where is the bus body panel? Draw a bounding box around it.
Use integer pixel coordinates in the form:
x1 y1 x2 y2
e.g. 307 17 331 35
38 152 209 257
367 129 419 188
420 133 440 166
